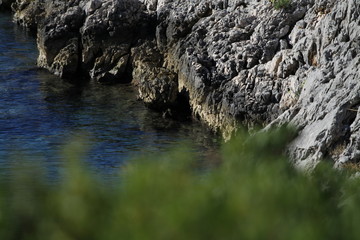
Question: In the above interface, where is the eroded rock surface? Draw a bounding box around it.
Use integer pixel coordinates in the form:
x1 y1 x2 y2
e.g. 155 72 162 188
267 0 360 169
12 0 152 83
10 0 360 168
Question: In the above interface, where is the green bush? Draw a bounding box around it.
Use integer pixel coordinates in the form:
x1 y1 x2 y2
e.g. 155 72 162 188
270 0 291 9
0 128 360 239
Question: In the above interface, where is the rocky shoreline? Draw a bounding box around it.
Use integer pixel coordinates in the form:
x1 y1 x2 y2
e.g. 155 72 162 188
2 0 360 169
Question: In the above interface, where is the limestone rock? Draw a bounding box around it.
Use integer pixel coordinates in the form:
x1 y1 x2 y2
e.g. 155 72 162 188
132 41 178 111
51 38 80 79
12 0 149 83
11 0 43 30
266 0 360 169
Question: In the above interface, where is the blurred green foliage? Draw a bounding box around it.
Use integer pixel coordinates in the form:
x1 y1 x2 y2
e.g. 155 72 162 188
1 127 360 240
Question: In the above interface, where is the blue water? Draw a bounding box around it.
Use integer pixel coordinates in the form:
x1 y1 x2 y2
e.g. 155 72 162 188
0 12 219 180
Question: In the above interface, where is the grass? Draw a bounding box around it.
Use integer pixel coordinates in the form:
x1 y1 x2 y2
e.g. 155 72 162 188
1 127 360 239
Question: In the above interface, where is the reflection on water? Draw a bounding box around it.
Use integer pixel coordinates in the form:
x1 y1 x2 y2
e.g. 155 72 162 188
0 12 219 180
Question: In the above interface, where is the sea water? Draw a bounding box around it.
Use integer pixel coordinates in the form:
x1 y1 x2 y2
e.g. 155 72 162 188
0 12 219 181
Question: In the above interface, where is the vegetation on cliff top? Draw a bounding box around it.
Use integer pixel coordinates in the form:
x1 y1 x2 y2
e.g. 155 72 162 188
1 128 360 239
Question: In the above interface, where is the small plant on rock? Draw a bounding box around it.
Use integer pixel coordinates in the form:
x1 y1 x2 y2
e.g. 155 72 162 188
270 0 291 9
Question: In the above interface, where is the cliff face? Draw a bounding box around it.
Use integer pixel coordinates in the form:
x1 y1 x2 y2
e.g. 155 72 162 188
7 0 360 168
10 0 151 82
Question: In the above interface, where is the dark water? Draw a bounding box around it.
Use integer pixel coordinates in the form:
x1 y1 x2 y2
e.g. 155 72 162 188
0 12 219 180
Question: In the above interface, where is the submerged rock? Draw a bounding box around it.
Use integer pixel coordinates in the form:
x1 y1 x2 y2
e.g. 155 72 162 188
10 0 360 168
